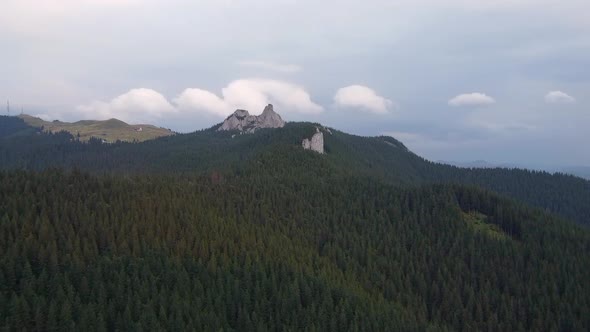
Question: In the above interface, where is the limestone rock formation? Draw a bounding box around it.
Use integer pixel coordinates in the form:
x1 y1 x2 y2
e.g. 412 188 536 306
218 104 285 133
256 104 286 128
302 128 324 154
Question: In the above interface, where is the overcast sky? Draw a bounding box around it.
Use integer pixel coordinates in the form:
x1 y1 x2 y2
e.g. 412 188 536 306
1 0 589 166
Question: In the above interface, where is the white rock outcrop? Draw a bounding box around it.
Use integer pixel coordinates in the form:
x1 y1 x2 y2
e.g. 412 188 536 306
302 127 324 154
218 104 285 133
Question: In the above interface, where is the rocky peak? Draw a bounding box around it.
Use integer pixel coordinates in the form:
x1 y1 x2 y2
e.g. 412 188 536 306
302 127 324 154
233 109 249 119
218 104 285 133
261 104 275 115
256 104 285 128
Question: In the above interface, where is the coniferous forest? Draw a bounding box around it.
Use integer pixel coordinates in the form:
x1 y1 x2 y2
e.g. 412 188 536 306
1 116 589 331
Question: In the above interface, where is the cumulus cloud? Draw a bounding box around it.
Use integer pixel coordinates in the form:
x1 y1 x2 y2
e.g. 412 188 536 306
76 88 175 123
237 60 302 73
74 79 322 125
223 79 323 114
174 89 232 117
448 93 496 107
333 85 394 114
176 78 323 116
544 90 575 104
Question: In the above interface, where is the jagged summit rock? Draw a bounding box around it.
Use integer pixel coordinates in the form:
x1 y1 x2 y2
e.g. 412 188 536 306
218 104 285 133
257 104 286 128
302 127 324 154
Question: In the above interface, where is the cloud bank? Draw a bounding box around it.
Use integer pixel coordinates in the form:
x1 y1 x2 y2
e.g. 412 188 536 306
545 91 576 104
217 79 323 115
76 88 175 123
334 85 393 114
448 93 496 107
174 89 232 118
175 79 323 117
75 79 323 125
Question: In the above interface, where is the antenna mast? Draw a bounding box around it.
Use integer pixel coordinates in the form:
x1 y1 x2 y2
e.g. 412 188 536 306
6 100 9 116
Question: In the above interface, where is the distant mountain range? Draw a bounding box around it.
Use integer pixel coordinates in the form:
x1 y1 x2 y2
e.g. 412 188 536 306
439 160 590 180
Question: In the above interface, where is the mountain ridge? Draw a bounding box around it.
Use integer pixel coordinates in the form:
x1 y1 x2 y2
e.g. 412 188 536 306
1 114 589 226
17 114 174 142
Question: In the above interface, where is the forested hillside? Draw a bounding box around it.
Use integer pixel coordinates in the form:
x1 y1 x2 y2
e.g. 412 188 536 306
1 116 588 226
1 115 590 330
1 171 588 330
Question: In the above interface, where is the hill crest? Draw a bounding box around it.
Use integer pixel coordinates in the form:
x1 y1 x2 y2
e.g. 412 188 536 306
18 114 174 142
218 104 285 133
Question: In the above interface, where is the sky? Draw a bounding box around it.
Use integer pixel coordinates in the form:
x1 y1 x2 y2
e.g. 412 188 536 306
1 0 589 166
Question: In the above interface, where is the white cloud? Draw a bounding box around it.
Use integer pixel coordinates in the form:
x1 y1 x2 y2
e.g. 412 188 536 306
174 89 232 117
72 79 322 125
176 78 323 117
237 60 302 73
224 79 323 114
76 88 175 123
545 90 575 104
448 93 496 107
333 85 394 114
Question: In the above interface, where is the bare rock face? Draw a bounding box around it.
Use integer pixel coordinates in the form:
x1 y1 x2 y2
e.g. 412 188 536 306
257 104 286 129
302 127 324 154
218 104 285 133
